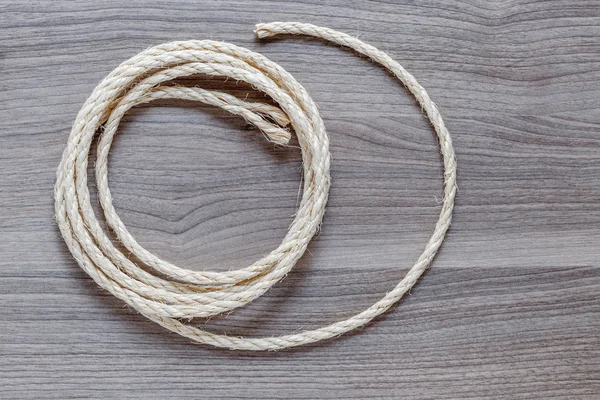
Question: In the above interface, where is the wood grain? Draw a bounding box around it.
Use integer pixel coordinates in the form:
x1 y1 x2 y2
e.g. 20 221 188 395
1 0 599 398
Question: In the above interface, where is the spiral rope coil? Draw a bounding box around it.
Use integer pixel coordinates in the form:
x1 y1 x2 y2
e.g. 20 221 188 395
55 22 457 350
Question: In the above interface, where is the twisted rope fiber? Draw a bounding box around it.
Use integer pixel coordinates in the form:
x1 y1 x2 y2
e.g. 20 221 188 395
55 22 457 351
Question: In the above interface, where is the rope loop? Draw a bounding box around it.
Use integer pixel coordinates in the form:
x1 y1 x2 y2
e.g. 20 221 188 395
55 22 457 350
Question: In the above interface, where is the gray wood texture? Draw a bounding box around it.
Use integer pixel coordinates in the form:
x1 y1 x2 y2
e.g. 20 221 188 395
1 0 600 398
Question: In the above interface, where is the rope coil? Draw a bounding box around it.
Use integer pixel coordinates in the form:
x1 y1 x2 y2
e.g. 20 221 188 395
55 22 457 350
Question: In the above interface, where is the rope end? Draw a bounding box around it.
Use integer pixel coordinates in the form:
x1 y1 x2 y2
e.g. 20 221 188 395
263 127 291 146
254 24 275 39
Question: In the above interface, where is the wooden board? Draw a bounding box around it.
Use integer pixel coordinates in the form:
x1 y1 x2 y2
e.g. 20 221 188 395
1 1 599 398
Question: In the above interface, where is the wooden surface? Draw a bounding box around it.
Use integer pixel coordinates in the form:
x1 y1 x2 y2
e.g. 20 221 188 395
1 1 600 398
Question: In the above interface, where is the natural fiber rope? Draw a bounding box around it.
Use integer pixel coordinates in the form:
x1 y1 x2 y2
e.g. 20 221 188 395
55 22 457 351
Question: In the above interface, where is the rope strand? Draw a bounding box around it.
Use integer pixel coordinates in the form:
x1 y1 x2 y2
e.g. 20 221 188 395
55 22 457 350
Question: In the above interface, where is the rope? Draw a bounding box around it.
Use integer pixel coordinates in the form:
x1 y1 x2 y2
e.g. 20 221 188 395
55 22 457 351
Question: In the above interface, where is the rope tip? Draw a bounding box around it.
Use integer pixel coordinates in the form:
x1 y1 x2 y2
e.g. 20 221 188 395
254 24 274 39
264 127 291 146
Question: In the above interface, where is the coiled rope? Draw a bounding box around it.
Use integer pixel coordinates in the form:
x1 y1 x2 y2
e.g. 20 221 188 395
55 22 457 351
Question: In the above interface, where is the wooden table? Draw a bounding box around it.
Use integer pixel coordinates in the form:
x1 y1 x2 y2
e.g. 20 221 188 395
1 1 599 398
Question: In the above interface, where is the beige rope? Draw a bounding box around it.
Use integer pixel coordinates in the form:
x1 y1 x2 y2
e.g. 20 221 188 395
55 22 457 350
